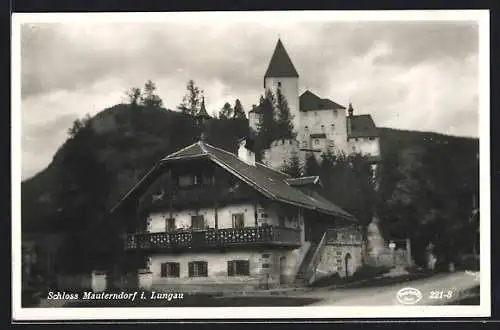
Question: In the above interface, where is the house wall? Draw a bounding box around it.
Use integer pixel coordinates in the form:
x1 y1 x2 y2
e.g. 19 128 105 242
147 247 308 292
148 203 258 232
315 245 363 280
265 77 300 134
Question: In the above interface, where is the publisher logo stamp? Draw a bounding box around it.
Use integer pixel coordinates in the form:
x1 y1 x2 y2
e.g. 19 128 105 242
396 287 423 305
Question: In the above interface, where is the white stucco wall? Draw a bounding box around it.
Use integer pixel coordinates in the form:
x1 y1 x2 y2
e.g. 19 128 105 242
348 137 380 158
264 77 300 134
147 203 258 232
299 108 348 155
262 139 302 171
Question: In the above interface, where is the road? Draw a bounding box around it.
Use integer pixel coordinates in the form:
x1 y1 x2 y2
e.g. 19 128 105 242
303 271 480 306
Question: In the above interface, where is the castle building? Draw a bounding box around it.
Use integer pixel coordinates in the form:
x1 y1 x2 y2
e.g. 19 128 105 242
249 39 381 170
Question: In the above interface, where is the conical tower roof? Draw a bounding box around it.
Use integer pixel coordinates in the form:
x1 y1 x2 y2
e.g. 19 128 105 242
264 39 299 78
197 96 211 119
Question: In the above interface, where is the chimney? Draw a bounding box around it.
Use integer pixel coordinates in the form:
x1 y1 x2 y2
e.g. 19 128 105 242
237 137 256 166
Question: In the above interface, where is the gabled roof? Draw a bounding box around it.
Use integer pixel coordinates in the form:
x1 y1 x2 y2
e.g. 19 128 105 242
348 114 378 138
264 39 299 78
111 141 355 222
300 90 345 112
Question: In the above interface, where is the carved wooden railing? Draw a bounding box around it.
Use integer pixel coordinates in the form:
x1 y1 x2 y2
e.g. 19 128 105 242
125 226 301 251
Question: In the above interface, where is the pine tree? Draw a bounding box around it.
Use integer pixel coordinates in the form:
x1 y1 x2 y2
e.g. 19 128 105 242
255 89 277 150
281 151 302 178
125 87 142 106
219 102 234 120
304 153 320 176
233 99 246 119
178 80 204 116
140 80 163 108
275 88 295 139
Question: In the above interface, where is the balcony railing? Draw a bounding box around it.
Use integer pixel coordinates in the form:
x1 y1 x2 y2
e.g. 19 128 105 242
125 226 302 252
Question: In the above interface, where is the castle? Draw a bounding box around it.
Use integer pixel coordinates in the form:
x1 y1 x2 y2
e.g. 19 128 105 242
248 39 381 171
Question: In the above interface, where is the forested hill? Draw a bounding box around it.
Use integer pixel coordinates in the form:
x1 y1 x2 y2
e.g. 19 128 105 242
21 103 479 238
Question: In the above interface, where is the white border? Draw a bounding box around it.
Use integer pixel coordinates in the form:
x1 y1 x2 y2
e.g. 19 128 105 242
12 10 491 321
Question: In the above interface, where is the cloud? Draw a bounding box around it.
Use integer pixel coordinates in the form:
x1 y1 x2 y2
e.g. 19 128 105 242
18 19 480 179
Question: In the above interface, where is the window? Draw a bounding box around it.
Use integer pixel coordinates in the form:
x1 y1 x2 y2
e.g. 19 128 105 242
302 141 308 148
178 175 195 188
321 125 325 132
262 253 270 259
304 126 309 132
331 124 335 131
315 139 320 145
369 137 375 141
262 263 271 269
166 218 176 232
329 140 335 148
188 261 208 277
232 213 245 228
227 260 250 276
191 215 205 230
160 262 180 278
202 174 214 185
277 81 282 88
333 110 338 116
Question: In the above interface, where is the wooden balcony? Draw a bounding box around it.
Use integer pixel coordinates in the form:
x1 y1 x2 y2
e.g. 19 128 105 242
125 226 302 252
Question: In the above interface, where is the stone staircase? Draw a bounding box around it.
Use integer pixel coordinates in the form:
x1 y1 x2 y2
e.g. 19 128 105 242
294 232 327 286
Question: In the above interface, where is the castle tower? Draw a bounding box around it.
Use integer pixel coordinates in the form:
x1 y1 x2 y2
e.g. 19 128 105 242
263 39 300 135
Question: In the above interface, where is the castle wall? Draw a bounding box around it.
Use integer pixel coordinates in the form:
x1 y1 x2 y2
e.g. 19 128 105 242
348 137 380 158
299 108 348 155
262 139 302 171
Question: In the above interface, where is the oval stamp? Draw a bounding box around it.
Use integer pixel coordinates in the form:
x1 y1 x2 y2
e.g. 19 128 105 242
396 287 423 305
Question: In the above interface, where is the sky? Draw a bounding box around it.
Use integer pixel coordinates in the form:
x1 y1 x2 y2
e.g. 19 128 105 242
18 15 480 180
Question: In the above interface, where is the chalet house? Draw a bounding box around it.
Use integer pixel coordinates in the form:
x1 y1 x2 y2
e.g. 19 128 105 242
111 137 363 291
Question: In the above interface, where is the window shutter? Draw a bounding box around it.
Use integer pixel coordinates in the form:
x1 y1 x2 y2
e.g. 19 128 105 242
173 263 180 278
228 261 234 276
243 260 250 275
202 262 208 277
161 263 167 277
188 262 194 277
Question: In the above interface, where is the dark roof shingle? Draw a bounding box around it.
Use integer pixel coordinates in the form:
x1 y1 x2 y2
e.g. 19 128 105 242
300 90 345 111
349 115 378 138
264 39 299 78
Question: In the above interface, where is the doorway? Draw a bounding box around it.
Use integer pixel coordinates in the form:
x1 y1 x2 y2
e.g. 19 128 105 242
344 253 352 278
279 256 286 285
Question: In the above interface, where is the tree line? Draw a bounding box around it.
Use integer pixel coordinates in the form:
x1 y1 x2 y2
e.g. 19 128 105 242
124 79 246 120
